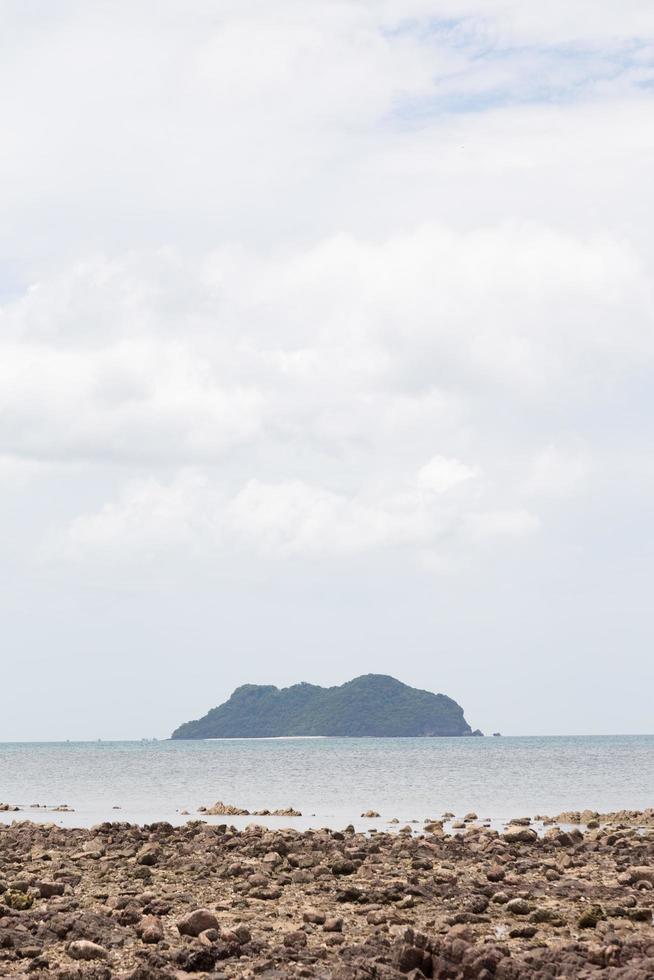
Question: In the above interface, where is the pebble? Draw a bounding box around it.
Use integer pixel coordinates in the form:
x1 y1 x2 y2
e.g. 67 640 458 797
506 898 532 915
176 908 221 936
137 914 164 943
67 940 108 961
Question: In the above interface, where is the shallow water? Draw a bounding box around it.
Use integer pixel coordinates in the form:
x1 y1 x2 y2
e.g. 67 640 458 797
0 735 652 830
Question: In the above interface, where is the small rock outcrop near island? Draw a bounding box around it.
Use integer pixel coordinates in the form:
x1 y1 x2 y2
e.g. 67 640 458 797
171 673 480 739
197 802 302 817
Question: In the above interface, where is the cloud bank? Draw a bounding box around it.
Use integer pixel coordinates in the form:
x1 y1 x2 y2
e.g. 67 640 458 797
1 0 653 737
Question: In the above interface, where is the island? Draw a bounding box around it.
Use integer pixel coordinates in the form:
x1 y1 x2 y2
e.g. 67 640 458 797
171 673 481 739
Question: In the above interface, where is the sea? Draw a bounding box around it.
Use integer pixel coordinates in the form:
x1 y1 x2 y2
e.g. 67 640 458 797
1 735 652 832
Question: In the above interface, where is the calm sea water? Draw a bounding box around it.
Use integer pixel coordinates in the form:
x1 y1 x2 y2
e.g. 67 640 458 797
1 736 652 831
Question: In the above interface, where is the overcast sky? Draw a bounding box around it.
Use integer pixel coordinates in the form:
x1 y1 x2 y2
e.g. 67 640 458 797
2 1 654 740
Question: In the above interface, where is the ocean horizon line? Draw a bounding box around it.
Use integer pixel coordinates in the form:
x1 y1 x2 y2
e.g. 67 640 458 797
1 731 653 745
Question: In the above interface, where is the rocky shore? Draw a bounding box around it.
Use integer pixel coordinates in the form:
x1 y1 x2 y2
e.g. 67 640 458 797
1 810 654 978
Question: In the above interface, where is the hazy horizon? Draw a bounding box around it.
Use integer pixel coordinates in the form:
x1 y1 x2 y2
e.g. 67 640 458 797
2 1 654 741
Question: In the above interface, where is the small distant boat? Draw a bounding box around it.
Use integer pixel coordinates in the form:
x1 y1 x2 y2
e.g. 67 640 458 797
492 732 502 737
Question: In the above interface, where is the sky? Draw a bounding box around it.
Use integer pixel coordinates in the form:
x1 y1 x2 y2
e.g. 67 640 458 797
1 0 654 740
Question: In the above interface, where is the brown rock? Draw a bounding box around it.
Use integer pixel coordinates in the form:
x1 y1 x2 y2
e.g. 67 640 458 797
137 914 164 944
200 801 250 816
506 898 532 915
503 828 538 844
176 908 220 937
303 909 326 925
68 940 109 961
38 881 65 898
136 844 161 866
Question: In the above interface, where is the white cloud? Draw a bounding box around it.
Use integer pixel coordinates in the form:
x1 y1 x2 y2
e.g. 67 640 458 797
523 446 591 498
0 454 47 488
417 455 479 493
1 223 650 470
463 509 540 541
50 471 213 563
45 455 537 565
2 0 654 738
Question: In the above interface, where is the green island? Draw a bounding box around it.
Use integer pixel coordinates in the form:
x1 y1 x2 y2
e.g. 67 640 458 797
171 673 481 739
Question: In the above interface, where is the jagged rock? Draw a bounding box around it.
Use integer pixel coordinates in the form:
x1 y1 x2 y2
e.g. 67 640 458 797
199 801 250 816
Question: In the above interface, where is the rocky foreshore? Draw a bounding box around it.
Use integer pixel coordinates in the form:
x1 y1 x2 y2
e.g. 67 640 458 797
1 810 654 979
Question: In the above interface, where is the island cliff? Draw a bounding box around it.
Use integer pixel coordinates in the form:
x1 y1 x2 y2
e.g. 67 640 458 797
171 674 480 739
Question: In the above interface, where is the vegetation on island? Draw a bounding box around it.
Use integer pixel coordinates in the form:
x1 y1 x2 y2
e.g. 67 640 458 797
171 673 480 739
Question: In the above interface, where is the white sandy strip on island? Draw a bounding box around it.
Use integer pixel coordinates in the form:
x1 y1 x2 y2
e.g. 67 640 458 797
200 735 328 740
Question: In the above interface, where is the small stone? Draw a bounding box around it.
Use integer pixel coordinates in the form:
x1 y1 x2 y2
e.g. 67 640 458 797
303 910 326 925
331 859 357 875
247 872 268 889
424 821 443 834
4 891 33 910
624 866 654 885
290 870 313 884
233 925 251 944
323 917 343 932
283 930 308 947
506 898 531 916
137 915 164 944
503 828 538 844
37 881 65 898
176 946 218 972
529 907 564 924
177 908 220 937
628 907 652 923
395 944 433 975
68 940 108 961
509 925 537 939
136 844 160 867
19 945 43 960
578 905 604 929
486 867 505 882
